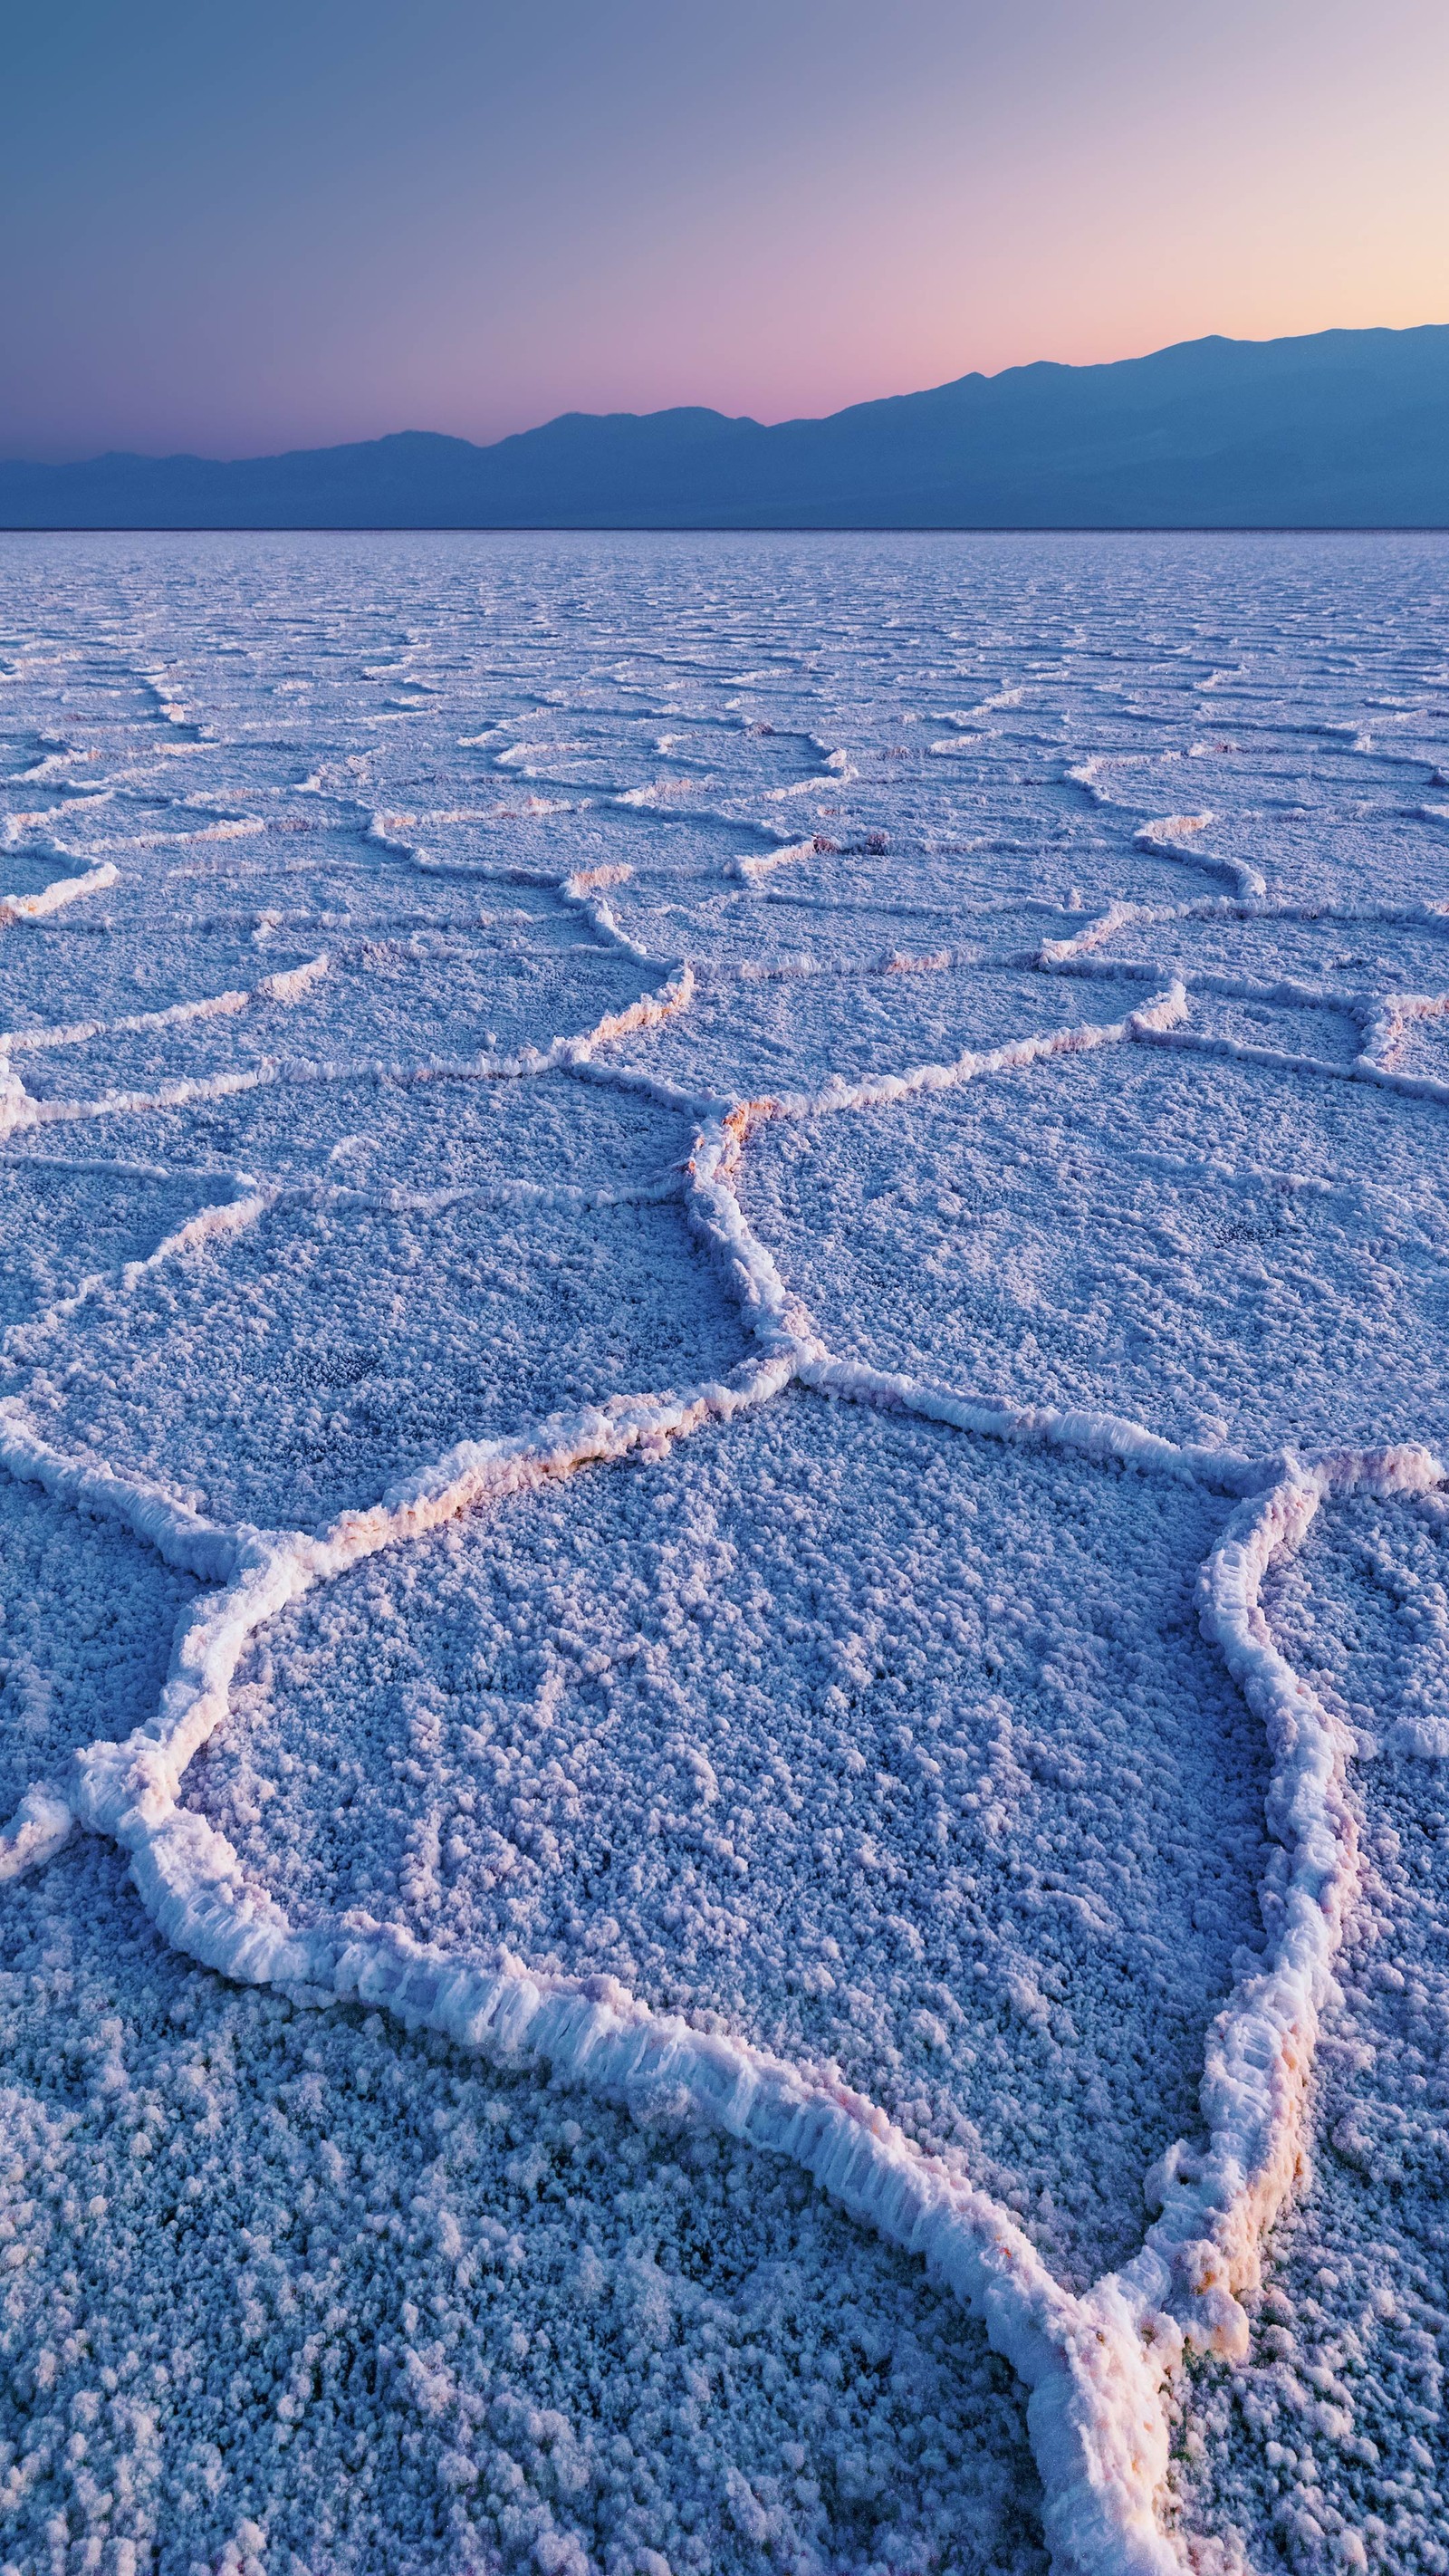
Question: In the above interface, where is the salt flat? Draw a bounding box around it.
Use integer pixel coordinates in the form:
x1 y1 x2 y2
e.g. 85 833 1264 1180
0 529 1446 2576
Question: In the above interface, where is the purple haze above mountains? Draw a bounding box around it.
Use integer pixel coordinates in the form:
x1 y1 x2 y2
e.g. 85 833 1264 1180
4 0 1447 465
1 331 1447 528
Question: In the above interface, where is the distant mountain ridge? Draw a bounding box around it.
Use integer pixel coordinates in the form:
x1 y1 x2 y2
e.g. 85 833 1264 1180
4 326 1448 527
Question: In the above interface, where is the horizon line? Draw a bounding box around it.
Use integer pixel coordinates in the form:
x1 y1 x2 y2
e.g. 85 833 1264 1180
4 525 1447 539
6 316 1448 473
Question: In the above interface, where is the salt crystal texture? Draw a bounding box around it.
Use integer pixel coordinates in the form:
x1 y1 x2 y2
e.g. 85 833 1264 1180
0 529 1446 2574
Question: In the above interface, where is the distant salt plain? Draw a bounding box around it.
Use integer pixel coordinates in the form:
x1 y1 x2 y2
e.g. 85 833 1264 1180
0 529 1447 2575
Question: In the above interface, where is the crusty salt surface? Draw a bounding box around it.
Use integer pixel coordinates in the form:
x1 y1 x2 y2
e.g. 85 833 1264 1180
1 528 1446 2574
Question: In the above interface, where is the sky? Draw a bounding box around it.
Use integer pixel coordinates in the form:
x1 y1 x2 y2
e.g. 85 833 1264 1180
4 0 1447 461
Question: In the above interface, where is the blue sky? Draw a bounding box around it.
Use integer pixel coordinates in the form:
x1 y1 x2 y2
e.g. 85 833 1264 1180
5 0 1447 457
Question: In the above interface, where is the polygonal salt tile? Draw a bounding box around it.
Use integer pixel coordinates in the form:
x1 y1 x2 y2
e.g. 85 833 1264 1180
605 962 1137 1101
1183 989 1364 1064
15 1152 744 1529
187 1392 1271 2290
1094 910 1449 1000
11 1062 696 1197
11 927 667 1113
0 918 332 1038
739 1038 1449 1455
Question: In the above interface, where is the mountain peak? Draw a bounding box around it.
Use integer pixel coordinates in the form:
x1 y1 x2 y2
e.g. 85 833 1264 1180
4 323 1446 528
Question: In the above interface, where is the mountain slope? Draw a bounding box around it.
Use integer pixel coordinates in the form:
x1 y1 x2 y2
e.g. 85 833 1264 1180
3 326 1447 527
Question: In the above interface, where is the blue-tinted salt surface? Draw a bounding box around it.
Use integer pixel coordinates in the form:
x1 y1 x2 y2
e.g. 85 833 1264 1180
1 531 1447 2574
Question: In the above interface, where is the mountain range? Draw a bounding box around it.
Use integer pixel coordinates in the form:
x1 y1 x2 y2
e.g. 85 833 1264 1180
4 325 1447 528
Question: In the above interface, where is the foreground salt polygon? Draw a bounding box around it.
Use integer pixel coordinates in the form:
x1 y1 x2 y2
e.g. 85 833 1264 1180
0 531 1446 2575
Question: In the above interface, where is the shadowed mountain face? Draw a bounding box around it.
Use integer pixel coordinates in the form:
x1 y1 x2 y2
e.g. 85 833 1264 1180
4 326 1448 526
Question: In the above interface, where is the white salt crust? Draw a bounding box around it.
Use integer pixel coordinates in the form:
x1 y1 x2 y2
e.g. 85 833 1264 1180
2 534 1447 2572
3 985 1443 2571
